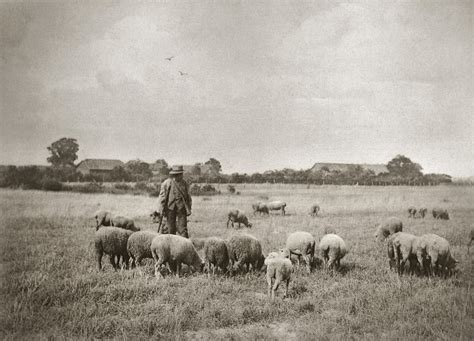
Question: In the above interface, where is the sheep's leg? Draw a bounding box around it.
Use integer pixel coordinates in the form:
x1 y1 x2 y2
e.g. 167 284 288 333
176 263 181 278
302 255 311 274
152 251 164 279
110 255 118 270
272 279 281 300
267 276 272 298
284 278 290 298
96 251 103 271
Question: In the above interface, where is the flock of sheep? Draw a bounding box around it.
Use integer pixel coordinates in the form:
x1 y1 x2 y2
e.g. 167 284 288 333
92 202 471 300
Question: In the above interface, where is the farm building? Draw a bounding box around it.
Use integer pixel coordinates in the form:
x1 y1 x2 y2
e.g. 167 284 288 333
310 163 388 175
76 159 124 177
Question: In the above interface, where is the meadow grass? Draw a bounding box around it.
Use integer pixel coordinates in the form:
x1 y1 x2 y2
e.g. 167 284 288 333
0 185 473 339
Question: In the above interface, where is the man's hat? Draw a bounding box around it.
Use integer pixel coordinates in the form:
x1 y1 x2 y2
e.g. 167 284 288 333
169 165 184 175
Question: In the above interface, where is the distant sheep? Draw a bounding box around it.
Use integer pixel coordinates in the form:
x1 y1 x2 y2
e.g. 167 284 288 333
417 208 427 218
408 207 417 218
252 202 269 215
227 234 265 274
374 217 403 242
319 234 347 270
285 231 315 273
150 234 204 278
414 233 457 277
265 251 293 300
309 204 320 217
111 216 139 231
386 232 420 275
227 210 252 229
94 210 113 230
95 226 134 271
127 230 159 268
203 237 229 276
267 201 286 215
432 208 450 220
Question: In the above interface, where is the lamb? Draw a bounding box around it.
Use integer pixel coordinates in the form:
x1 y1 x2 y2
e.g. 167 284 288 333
417 208 427 218
414 233 457 277
468 229 474 254
309 204 320 217
386 232 420 275
111 215 139 231
127 230 159 268
432 208 450 220
285 231 315 273
264 251 293 300
227 234 265 274
374 217 403 242
227 209 252 229
95 226 134 271
319 234 347 270
252 202 269 215
203 237 229 276
408 207 417 218
150 234 204 278
267 200 286 215
94 209 113 230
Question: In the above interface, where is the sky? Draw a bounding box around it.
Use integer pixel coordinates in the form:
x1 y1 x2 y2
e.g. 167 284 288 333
0 0 472 176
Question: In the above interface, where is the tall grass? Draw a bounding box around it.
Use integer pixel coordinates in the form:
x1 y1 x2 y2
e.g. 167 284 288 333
0 186 472 339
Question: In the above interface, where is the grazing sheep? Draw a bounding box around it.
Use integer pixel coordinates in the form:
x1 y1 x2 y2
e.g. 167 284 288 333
227 210 252 229
285 231 315 273
252 202 269 215
309 204 320 217
111 216 139 231
408 207 417 218
319 234 347 270
468 229 474 254
374 217 403 242
432 208 450 220
150 234 204 278
227 234 265 274
386 232 420 275
203 237 229 276
265 251 293 300
127 230 159 268
417 208 427 218
267 201 286 215
94 210 113 230
95 226 134 271
414 233 457 277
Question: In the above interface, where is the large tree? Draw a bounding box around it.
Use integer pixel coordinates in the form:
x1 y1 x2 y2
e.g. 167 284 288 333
153 159 169 176
47 138 79 168
205 158 222 174
387 155 423 178
125 159 152 181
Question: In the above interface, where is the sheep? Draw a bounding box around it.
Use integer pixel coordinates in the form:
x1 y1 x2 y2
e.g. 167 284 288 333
417 208 427 218
191 237 207 251
203 237 229 276
408 207 417 218
227 234 265 274
319 234 347 270
374 217 403 242
150 234 204 278
252 202 269 215
285 231 315 273
95 226 134 271
267 200 286 215
111 215 139 231
414 233 457 277
468 229 474 254
227 209 252 229
94 209 112 230
127 230 159 268
265 251 293 300
310 204 320 217
386 232 420 275
432 208 450 220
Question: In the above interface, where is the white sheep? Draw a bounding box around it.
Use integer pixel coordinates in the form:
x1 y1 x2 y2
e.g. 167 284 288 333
127 230 159 268
285 231 315 273
267 200 286 215
319 234 347 270
95 226 134 271
94 209 113 230
150 234 204 278
227 233 265 274
414 233 457 277
310 204 320 217
203 237 229 276
264 251 293 300
374 217 403 242
111 215 139 232
386 232 420 275
227 209 252 229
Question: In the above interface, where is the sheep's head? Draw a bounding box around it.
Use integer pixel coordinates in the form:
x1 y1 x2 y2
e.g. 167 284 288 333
150 211 161 223
246 222 253 228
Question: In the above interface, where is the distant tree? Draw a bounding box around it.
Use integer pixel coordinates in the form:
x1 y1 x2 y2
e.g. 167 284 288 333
387 155 423 179
47 138 79 168
125 159 152 181
190 163 202 176
205 158 222 174
110 166 131 182
154 159 169 176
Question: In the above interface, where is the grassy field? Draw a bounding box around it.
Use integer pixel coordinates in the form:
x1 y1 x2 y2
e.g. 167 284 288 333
1 185 473 339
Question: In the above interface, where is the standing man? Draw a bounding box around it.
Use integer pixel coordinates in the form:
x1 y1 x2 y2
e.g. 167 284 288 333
157 165 192 238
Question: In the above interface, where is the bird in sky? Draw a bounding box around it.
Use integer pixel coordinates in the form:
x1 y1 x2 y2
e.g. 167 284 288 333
165 56 175 61
178 71 188 76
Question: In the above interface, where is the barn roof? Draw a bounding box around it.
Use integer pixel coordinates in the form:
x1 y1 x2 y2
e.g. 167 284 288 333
310 162 388 175
76 159 124 170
